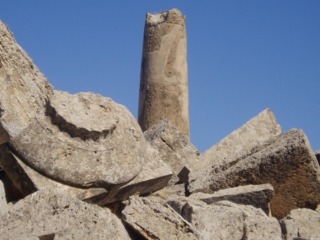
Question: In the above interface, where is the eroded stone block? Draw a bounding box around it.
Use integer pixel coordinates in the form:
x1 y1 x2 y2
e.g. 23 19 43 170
191 108 281 175
10 90 145 188
86 146 173 205
167 198 282 240
190 184 274 215
280 208 320 240
144 120 200 184
0 190 131 240
122 196 200 240
189 129 320 218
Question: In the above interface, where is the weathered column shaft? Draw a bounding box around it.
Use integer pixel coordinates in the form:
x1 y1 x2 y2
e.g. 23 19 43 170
138 9 190 136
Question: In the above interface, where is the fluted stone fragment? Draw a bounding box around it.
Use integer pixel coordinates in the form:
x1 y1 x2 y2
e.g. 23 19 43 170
138 9 190 136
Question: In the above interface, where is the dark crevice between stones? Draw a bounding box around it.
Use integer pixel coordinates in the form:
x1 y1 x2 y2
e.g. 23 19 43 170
45 100 116 141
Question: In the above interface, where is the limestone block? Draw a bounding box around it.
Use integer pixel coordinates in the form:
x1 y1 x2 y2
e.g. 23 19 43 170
122 196 201 240
86 146 173 205
192 108 281 175
138 9 190 136
167 198 282 240
0 190 131 240
190 184 274 215
280 208 320 240
0 179 8 216
10 90 145 188
144 120 200 184
189 129 320 219
0 21 53 140
150 183 186 201
1 20 147 189
0 144 107 201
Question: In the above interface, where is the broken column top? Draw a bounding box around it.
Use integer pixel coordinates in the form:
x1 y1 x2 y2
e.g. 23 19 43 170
138 8 190 136
146 8 185 26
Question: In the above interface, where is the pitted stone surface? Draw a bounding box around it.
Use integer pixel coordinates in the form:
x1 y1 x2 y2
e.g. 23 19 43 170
193 108 281 173
47 90 120 141
0 190 131 240
189 129 320 219
138 9 190 136
0 21 145 188
190 184 274 215
144 120 200 184
0 144 107 200
122 196 200 240
280 208 320 240
167 198 282 240
0 21 53 140
10 90 144 188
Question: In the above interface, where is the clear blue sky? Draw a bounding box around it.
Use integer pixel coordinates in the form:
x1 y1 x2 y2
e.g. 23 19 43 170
1 1 319 152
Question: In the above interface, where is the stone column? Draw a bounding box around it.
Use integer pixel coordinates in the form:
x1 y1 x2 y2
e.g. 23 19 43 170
138 9 190 137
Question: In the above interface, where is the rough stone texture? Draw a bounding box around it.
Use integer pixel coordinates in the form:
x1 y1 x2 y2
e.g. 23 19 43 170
190 184 274 215
138 9 190 136
280 208 320 240
189 129 320 219
0 21 53 141
122 196 200 240
0 144 108 201
150 184 186 201
0 179 8 216
192 108 281 174
144 120 200 184
167 198 282 240
0 190 131 240
86 146 173 205
10 90 145 188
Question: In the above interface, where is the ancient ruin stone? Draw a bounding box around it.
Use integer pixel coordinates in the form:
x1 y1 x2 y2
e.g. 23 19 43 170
122 196 200 240
85 146 173 205
190 184 274 215
191 108 281 175
138 9 190 136
144 120 200 184
0 190 131 240
167 198 282 240
280 208 320 240
189 129 320 218
0 179 7 216
10 90 145 188
0 144 107 201
0 21 53 141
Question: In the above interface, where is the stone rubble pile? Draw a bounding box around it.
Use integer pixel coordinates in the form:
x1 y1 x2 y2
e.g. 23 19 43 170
1 9 320 240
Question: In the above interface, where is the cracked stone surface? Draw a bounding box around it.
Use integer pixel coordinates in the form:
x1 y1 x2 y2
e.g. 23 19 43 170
138 9 190 136
167 198 282 240
0 190 131 240
10 90 144 188
0 21 147 188
189 129 320 219
280 208 320 240
122 196 200 240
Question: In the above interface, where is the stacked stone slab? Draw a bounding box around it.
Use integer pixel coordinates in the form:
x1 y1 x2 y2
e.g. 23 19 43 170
190 129 320 218
166 197 282 240
138 9 190 136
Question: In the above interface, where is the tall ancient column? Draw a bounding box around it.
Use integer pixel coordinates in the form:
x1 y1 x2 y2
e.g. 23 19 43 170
138 9 190 136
